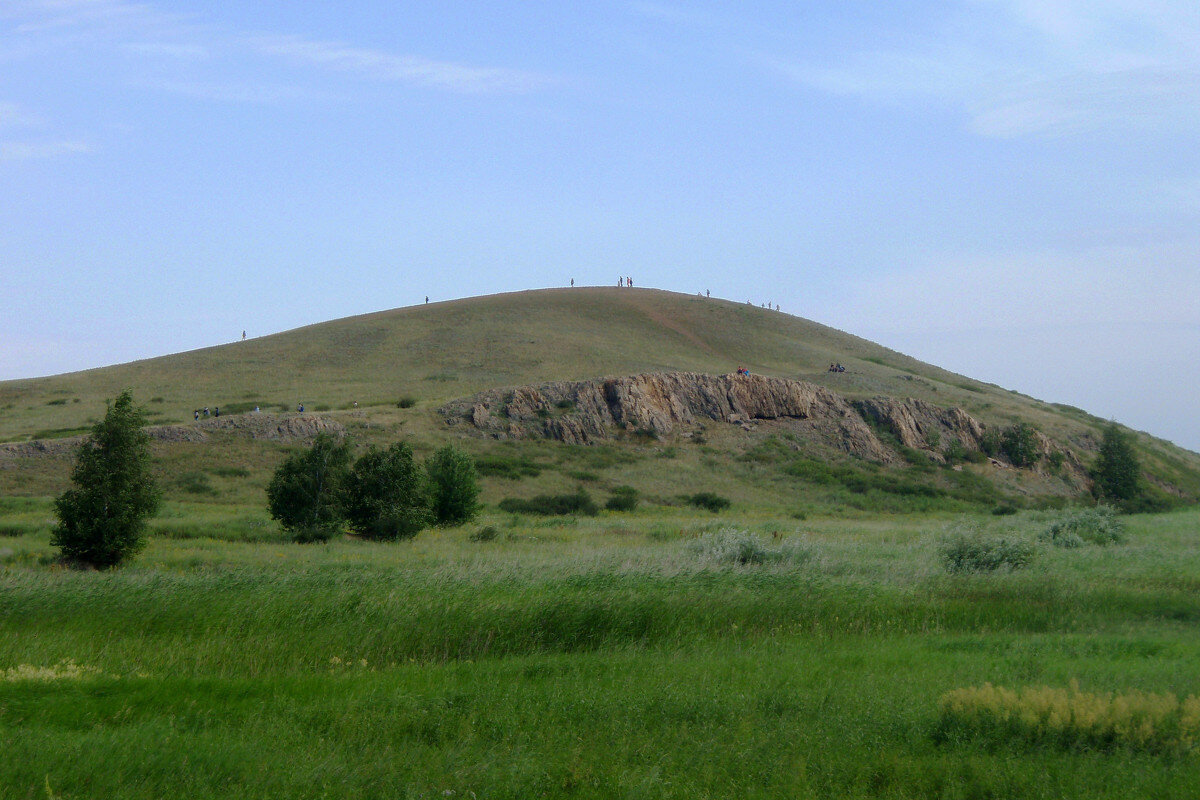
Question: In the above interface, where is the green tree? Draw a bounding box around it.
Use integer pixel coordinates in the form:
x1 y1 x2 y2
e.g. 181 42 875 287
266 433 352 542
343 442 429 540
426 445 480 525
1001 422 1040 468
1093 423 1142 505
52 390 161 568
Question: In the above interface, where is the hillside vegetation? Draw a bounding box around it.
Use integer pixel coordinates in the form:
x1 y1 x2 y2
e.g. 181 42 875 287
2 288 1198 509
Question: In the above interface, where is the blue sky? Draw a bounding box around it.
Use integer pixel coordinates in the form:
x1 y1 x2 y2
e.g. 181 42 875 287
2 1 1199 451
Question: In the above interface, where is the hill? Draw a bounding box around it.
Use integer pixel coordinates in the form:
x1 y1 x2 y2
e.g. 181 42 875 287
2 287 1198 510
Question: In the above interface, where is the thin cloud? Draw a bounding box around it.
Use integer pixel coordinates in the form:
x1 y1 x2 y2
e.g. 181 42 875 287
768 1 1200 138
0 101 46 128
248 34 551 94
0 139 92 161
121 41 207 59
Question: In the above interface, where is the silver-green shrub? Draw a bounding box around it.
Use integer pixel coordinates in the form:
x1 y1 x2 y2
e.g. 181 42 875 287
1040 506 1125 547
940 527 1035 573
688 528 813 566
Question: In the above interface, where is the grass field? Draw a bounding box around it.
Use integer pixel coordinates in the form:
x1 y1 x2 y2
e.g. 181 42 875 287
3 505 1199 798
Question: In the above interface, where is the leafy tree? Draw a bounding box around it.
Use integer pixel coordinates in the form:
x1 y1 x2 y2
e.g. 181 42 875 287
1092 423 1143 505
52 390 161 568
1000 422 1040 468
343 442 429 540
426 445 479 525
266 433 352 542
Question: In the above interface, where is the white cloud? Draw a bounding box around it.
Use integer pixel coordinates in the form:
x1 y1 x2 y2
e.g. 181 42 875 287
247 34 550 94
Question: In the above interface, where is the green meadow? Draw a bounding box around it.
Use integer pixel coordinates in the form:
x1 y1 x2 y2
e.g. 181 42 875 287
3 504 1199 798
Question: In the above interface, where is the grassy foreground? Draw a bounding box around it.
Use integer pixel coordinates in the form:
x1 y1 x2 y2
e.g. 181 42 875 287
2 507 1199 798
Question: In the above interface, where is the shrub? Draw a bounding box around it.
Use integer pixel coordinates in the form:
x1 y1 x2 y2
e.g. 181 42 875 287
944 437 968 464
1040 506 1125 547
266 433 352 542
426 445 480 525
979 429 1002 458
1001 422 1040 468
687 528 813 566
343 442 429 540
174 471 217 496
397 397 417 409
469 525 498 542
498 489 598 517
605 485 639 512
52 391 161 568
687 492 731 513
939 527 1035 573
475 453 542 480
991 503 1018 516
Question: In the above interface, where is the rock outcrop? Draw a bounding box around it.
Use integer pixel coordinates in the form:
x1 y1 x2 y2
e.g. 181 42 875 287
445 372 995 462
852 397 985 451
0 413 343 459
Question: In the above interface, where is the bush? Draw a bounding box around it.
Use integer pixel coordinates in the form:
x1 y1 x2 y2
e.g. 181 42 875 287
1040 506 1125 547
426 445 480 525
343 442 429 540
687 492 731 513
397 397 417 409
498 489 599 517
1092 423 1143 507
940 527 1035 573
52 391 161 568
1001 422 1040 468
687 528 813 566
469 525 498 542
605 485 639 512
266 433 352 542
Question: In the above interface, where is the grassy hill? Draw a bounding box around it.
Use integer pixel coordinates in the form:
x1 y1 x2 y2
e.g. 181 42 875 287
2 287 1198 509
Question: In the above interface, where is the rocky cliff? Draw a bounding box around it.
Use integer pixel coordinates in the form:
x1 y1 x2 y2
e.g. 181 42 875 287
442 371 1076 469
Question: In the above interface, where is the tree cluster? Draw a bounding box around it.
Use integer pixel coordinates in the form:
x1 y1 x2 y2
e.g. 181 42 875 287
266 435 479 542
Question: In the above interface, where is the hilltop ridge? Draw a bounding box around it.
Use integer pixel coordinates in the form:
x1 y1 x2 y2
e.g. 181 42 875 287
2 288 1198 506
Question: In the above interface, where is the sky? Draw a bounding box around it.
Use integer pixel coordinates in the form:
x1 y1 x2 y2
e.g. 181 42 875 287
2 1 1198 451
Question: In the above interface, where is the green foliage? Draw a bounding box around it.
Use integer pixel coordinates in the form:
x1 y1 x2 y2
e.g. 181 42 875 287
687 492 731 512
426 445 480 525
939 526 1035 573
605 485 639 512
979 429 1002 458
343 442 429 540
174 471 217 496
1092 424 1143 507
475 452 543 480
1000 422 1040 468
469 525 498 542
687 528 813 566
944 437 968 464
1040 506 1125 547
396 397 417 409
266 434 352 542
51 390 161 568
498 489 599 517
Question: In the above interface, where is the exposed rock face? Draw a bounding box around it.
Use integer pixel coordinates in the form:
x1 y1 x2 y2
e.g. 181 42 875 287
0 414 343 459
852 397 985 451
194 413 344 441
442 372 995 462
